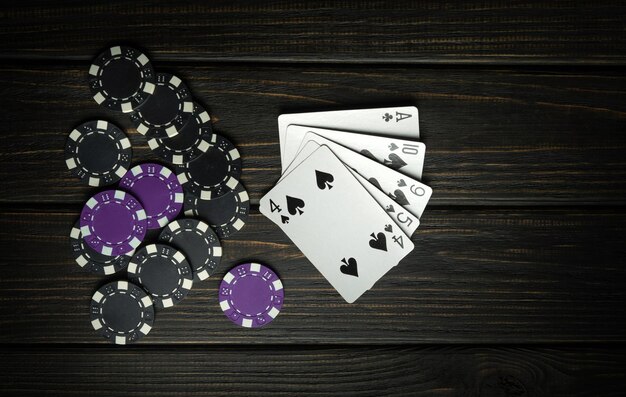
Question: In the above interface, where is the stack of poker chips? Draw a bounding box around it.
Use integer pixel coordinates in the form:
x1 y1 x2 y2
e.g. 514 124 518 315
87 45 250 240
64 45 254 344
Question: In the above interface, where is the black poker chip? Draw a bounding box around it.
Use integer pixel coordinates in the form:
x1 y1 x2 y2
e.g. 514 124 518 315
90 281 154 345
69 221 133 275
130 73 193 138
158 218 222 281
184 183 249 238
127 244 193 308
147 102 215 164
88 45 155 113
175 134 242 199
64 120 132 186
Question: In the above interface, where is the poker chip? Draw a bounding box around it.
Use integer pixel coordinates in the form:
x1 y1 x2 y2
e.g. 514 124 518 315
90 280 154 345
158 218 222 281
127 244 193 308
80 189 147 256
69 221 133 275
119 163 183 229
130 73 193 138
218 263 284 328
147 102 215 165
175 134 242 199
65 120 132 187
88 45 155 113
184 183 249 238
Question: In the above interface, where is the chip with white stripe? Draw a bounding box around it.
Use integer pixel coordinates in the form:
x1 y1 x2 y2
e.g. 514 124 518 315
69 221 134 275
183 182 250 239
129 72 193 138
88 45 155 113
64 120 132 187
218 262 284 328
147 102 215 165
89 281 154 344
127 243 194 309
119 163 183 230
159 218 222 281
79 190 147 256
175 134 242 199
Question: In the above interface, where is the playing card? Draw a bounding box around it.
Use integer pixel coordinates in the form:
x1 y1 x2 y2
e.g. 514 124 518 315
289 130 432 219
345 167 420 237
282 125 426 179
277 141 325 183
278 106 419 166
280 140 420 237
260 145 415 303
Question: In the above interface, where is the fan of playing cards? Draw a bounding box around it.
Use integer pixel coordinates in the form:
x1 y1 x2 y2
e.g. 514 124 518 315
260 107 432 303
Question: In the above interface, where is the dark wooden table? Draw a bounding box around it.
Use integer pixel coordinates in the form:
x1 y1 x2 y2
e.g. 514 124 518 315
1 2 625 396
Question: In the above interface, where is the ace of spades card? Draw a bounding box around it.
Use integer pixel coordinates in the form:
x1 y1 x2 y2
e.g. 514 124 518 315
260 145 414 303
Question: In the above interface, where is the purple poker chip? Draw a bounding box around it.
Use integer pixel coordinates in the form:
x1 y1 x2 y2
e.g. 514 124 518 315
219 262 284 328
69 220 134 275
119 163 183 229
80 190 147 256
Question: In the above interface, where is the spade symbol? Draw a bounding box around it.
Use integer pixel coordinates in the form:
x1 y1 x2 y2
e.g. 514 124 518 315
360 149 378 161
340 257 358 277
286 196 305 215
391 189 410 206
397 179 407 187
386 204 395 213
384 224 393 233
384 153 407 170
388 143 399 151
369 232 388 252
315 170 334 190
369 177 383 191
281 215 290 224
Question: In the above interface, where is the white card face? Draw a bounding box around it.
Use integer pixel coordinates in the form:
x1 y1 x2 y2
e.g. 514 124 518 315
260 145 415 303
279 141 420 237
345 167 420 237
289 129 432 219
278 106 419 166
282 125 426 179
278 140 325 183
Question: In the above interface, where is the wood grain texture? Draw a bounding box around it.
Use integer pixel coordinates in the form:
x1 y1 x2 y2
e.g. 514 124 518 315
0 346 624 397
1 63 626 205
1 1 626 65
1 4 625 393
1 207 624 344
